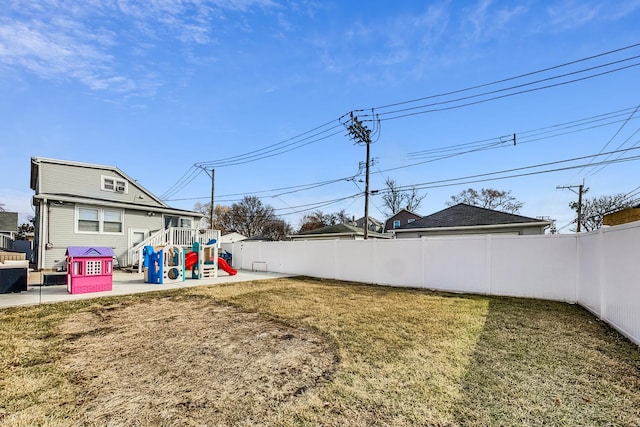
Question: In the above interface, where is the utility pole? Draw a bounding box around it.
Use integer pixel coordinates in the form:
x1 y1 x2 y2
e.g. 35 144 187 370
557 181 586 232
343 112 375 239
199 167 215 229
210 168 215 229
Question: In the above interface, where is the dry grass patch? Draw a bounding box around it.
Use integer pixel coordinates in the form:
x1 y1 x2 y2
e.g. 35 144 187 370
60 295 338 426
1 277 639 426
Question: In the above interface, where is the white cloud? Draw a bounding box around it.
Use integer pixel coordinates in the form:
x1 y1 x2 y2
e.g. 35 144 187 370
0 0 280 94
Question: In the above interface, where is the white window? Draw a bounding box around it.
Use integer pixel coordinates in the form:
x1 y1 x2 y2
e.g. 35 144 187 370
165 216 195 229
102 175 127 193
77 206 124 234
78 207 100 232
408 218 416 223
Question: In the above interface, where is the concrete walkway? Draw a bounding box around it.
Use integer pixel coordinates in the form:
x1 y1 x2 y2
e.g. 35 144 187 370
0 269 290 309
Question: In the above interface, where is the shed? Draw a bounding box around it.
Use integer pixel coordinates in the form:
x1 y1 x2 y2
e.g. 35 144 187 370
66 246 115 294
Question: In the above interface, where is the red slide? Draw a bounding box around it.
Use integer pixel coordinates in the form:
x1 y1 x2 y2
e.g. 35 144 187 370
218 257 237 276
185 251 198 270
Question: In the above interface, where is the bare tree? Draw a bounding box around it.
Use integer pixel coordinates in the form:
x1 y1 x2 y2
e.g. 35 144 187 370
0 201 5 212
570 192 639 232
447 188 523 213
194 203 231 232
380 177 427 216
227 196 278 237
197 196 291 240
262 219 293 241
298 209 354 233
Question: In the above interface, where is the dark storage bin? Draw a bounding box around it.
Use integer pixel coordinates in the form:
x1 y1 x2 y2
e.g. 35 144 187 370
0 267 28 293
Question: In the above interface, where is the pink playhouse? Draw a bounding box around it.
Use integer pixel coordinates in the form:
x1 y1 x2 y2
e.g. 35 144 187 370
65 246 115 294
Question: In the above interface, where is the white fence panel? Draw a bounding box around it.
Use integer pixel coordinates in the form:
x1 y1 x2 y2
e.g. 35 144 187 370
490 234 576 301
279 241 310 276
599 223 640 345
576 232 601 315
372 239 424 288
336 240 375 284
302 240 337 279
220 225 639 346
422 236 490 294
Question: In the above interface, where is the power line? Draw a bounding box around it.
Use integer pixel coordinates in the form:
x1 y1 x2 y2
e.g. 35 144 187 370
372 146 640 194
372 42 640 111
362 59 640 122
159 43 640 197
163 107 640 205
580 103 640 175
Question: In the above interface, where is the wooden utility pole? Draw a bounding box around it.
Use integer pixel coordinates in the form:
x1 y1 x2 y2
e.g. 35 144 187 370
210 168 215 229
557 182 586 232
344 112 373 239
364 139 371 239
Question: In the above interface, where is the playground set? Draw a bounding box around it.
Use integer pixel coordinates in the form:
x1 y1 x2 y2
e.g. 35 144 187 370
143 239 237 285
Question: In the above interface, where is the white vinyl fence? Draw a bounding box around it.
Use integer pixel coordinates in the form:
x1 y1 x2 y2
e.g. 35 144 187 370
222 221 640 346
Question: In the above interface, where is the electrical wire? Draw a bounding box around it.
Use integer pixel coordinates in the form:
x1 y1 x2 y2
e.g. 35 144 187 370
158 43 640 197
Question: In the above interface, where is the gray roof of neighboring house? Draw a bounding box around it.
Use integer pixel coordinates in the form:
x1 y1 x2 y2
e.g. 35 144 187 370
399 203 548 229
293 223 390 239
0 212 18 232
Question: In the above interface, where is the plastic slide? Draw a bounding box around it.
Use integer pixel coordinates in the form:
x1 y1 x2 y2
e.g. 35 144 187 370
217 257 237 276
185 251 198 270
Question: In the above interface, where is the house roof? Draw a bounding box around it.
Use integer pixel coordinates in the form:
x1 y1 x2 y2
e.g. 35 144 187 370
355 216 383 226
389 208 422 218
66 246 115 257
397 203 549 230
30 156 167 207
29 156 204 218
292 223 390 239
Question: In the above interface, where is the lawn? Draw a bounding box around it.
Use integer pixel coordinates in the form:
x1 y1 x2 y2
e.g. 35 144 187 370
1 277 639 426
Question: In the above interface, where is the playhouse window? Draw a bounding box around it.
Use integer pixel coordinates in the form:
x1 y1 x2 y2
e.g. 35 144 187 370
85 260 102 275
77 206 124 234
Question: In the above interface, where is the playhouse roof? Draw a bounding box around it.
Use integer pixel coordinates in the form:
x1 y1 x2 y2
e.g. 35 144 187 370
66 246 115 257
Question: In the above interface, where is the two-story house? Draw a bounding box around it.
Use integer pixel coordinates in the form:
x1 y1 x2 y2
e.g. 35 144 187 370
30 157 206 270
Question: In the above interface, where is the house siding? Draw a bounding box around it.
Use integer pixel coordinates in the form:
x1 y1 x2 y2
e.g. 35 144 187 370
38 162 165 208
41 205 166 269
603 207 640 226
396 225 546 238
31 157 204 270
384 210 422 232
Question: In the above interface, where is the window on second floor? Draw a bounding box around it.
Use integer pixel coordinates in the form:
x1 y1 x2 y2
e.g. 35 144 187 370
408 218 416 223
102 175 127 193
393 220 401 229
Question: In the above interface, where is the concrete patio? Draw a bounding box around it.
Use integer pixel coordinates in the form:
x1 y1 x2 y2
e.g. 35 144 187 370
0 269 290 309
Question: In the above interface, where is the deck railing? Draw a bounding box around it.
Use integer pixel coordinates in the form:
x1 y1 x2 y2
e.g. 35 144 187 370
125 227 220 271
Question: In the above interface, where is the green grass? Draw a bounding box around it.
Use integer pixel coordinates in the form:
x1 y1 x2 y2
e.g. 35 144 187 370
1 277 639 426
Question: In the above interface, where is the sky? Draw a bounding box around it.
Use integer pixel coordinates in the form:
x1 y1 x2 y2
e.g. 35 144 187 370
1 0 640 233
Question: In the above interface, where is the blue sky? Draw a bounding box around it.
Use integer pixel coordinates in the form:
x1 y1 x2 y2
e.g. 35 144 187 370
1 0 640 232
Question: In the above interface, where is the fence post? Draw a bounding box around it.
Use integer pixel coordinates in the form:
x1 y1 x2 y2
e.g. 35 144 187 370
485 234 492 295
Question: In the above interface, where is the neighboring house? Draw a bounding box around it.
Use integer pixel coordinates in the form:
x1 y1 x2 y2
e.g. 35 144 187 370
393 203 551 238
384 209 422 233
290 223 391 241
0 211 18 238
603 204 640 227
0 211 18 250
30 157 205 270
354 216 384 233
